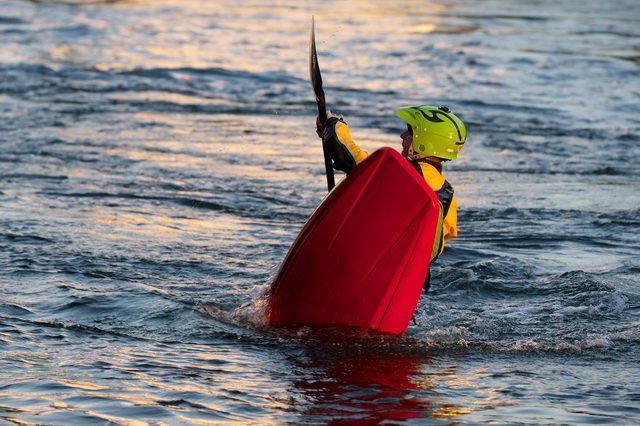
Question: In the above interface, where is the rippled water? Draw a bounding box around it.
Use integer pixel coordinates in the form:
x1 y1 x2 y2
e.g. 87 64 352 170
1 0 639 424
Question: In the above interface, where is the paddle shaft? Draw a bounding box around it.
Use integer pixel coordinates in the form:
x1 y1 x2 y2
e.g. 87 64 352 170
310 17 335 191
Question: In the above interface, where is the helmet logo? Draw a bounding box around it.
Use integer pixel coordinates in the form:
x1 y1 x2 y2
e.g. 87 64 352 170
415 108 464 142
417 109 445 124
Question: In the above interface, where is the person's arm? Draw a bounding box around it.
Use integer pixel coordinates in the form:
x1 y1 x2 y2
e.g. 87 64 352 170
317 111 369 173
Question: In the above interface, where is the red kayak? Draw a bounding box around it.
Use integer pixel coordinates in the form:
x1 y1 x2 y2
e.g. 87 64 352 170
267 147 439 335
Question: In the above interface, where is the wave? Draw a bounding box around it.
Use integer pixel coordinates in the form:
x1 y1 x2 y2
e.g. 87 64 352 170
0 63 310 118
119 66 304 85
411 266 640 354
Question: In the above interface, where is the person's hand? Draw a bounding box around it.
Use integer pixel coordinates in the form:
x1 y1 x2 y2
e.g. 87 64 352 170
315 110 335 138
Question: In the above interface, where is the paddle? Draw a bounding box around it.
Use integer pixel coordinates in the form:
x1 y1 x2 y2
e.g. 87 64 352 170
310 16 336 191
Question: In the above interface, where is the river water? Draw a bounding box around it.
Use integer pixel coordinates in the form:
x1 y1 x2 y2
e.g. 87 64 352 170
1 0 639 424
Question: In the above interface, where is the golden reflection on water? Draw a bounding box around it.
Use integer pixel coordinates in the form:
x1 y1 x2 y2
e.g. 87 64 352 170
30 0 459 74
411 23 438 34
86 208 254 241
413 363 514 419
110 92 227 107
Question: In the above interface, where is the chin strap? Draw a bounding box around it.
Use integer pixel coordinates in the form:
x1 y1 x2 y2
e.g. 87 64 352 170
405 144 430 161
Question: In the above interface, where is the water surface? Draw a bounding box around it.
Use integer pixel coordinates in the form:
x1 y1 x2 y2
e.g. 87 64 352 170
1 0 639 424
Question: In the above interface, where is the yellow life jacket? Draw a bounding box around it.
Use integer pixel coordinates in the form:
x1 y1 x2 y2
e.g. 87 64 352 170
407 159 457 263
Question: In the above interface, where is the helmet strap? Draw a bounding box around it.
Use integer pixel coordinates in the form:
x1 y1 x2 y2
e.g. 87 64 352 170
405 145 430 161
404 125 430 161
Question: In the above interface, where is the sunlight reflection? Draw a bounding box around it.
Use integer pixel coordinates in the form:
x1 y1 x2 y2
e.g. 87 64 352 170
411 23 438 33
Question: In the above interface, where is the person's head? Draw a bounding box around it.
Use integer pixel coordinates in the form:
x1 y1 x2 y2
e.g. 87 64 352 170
396 105 467 161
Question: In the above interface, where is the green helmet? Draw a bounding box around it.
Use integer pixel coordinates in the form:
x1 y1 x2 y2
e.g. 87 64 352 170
395 105 467 160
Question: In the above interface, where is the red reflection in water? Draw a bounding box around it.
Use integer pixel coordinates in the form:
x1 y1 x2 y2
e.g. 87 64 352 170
287 329 438 423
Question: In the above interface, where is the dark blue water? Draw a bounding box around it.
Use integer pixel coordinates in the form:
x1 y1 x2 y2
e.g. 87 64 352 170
1 0 639 424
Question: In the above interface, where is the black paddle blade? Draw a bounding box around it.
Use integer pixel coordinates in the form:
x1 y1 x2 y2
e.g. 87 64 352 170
310 16 326 124
309 16 334 191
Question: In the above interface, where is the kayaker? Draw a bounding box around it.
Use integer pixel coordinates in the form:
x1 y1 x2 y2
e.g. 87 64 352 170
316 105 467 291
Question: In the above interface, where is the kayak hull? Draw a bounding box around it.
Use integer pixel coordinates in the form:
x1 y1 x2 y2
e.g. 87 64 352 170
267 148 439 335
